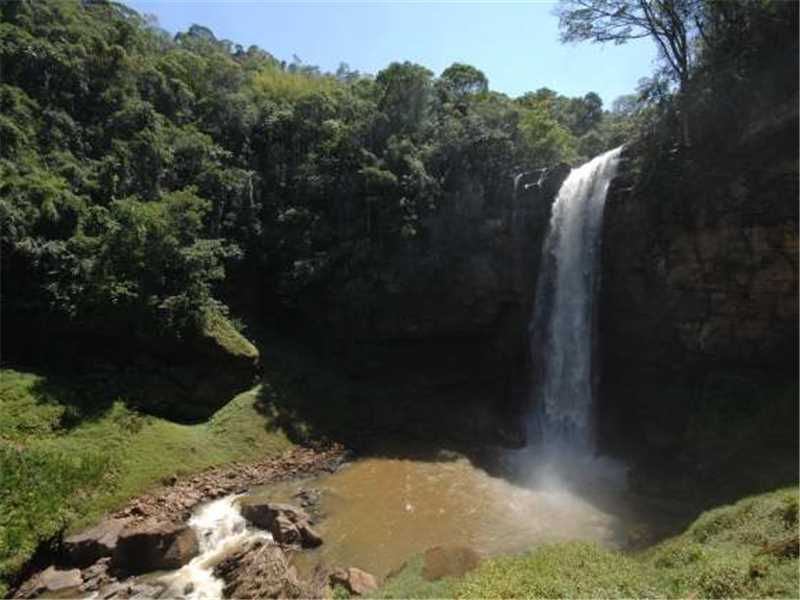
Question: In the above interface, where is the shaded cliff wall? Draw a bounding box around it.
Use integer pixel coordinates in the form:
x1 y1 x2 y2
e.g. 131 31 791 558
298 166 570 444
3 312 260 422
598 101 798 466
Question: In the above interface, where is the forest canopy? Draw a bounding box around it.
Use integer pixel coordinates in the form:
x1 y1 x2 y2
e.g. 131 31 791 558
0 0 630 341
1 0 794 345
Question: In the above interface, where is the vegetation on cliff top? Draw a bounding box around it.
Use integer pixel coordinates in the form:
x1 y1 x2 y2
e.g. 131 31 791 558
0 0 631 358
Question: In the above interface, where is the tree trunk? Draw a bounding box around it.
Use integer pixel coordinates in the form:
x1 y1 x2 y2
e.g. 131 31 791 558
679 74 691 148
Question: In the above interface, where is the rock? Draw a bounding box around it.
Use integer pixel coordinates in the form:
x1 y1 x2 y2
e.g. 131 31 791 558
79 557 113 592
213 539 304 599
293 487 322 510
422 545 482 581
112 520 199 575
599 130 798 461
99 582 127 599
63 518 130 567
299 523 323 548
239 500 322 548
21 566 83 597
128 582 168 599
303 564 334 600
330 567 378 596
96 580 167 600
240 500 310 528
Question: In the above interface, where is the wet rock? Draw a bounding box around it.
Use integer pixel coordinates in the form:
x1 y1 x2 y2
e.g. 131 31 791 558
79 557 113 592
17 566 83 598
96 580 167 600
128 582 167 599
112 520 199 574
214 539 304 599
300 523 323 548
63 518 130 567
330 567 378 596
422 545 482 581
239 500 322 548
293 487 322 510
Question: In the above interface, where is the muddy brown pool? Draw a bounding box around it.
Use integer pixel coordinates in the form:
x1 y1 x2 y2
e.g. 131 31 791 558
248 448 651 578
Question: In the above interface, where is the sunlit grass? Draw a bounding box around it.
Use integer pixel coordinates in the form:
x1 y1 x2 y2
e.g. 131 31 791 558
0 369 292 595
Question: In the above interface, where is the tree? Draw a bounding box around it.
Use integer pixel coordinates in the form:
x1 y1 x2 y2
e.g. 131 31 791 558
375 62 433 137
558 0 701 145
440 63 489 100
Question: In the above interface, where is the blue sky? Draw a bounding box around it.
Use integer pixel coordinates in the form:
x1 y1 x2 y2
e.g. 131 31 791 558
125 1 658 107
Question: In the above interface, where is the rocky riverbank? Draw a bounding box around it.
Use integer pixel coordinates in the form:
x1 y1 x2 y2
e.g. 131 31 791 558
13 444 348 599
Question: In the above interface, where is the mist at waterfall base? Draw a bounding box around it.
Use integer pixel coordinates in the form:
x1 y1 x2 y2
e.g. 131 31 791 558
507 147 627 496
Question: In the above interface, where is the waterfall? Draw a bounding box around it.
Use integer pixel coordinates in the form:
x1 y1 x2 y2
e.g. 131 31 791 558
529 147 622 449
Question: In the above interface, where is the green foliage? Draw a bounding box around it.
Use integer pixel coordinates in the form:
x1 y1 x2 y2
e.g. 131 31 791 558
1 0 634 350
519 105 578 166
368 554 456 599
0 444 110 581
438 488 800 599
440 62 489 100
454 543 654 599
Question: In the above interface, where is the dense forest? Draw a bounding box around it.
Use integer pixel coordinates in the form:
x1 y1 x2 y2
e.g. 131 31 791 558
0 0 797 598
0 0 642 350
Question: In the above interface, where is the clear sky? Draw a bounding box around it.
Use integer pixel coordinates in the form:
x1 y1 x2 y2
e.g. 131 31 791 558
125 1 658 107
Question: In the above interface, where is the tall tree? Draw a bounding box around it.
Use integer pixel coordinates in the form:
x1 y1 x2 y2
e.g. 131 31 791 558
558 0 701 145
440 63 489 100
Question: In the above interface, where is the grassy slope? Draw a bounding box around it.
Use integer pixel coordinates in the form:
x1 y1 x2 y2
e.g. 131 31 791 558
372 487 800 599
0 369 292 595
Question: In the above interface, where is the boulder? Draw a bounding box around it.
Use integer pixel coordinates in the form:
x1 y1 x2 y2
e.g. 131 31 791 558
63 518 130 567
240 500 310 528
17 566 83 598
330 567 378 596
239 500 322 548
112 520 199 574
299 523 323 548
213 539 304 599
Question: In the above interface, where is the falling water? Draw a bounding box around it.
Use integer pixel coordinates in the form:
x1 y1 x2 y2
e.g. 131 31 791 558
529 146 622 449
159 495 269 599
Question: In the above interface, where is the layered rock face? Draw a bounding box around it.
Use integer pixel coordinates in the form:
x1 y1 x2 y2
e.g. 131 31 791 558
598 104 798 464
316 167 570 444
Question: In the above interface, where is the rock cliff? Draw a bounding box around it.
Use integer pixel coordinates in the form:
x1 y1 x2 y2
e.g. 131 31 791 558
598 102 798 465
311 166 570 444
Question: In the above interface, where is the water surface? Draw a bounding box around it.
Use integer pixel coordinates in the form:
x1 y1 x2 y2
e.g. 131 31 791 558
249 446 651 578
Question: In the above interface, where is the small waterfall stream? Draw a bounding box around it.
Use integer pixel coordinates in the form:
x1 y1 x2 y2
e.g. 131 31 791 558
529 147 622 448
159 495 268 599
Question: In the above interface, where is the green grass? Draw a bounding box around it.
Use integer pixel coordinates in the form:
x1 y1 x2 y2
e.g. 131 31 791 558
0 368 292 595
456 543 656 599
372 488 800 599
202 310 259 361
367 554 458 599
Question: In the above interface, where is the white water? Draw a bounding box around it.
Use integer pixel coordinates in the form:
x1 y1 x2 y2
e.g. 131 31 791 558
159 495 269 599
529 147 622 448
